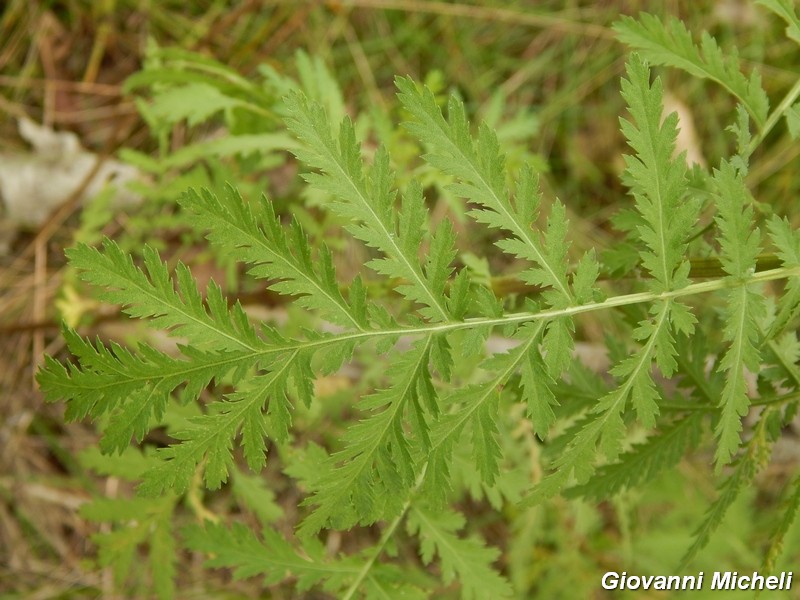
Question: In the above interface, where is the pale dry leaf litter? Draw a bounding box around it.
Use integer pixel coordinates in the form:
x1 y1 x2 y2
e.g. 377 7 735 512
0 118 142 236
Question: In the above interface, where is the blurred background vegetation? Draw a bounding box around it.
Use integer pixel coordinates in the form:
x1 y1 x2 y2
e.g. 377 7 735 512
2 1 800 598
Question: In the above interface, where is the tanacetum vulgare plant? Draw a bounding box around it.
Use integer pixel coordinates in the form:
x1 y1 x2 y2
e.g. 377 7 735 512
38 5 800 598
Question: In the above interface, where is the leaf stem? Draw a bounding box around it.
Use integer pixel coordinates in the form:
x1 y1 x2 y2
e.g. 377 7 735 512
748 75 800 155
63 266 800 394
661 385 800 413
372 264 800 342
341 464 429 599
489 254 784 297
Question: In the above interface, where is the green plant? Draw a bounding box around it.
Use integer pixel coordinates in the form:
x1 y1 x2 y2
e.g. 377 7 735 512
38 5 800 598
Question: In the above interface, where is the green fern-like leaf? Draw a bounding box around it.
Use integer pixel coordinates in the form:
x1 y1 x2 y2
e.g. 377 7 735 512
565 412 704 500
182 186 367 330
614 14 769 127
299 338 435 536
423 323 546 504
68 239 264 352
712 160 765 469
35 28 800 598
186 521 429 597
285 91 455 322
38 330 251 454
762 474 800 574
139 356 297 495
184 522 362 593
758 0 800 45
82 495 178 600
683 407 777 566
767 215 800 338
396 76 599 376
619 54 696 295
406 506 513 600
527 55 702 502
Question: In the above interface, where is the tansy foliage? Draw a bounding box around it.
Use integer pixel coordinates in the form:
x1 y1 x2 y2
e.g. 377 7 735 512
38 9 800 599
613 13 770 128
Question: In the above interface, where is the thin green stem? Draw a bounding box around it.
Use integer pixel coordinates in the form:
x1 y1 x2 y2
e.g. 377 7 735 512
342 333 542 596
489 254 784 297
73 266 800 394
660 401 713 412
748 76 800 156
660 379 800 413
341 513 404 599
341 464 429 600
372 265 800 342
751 388 800 408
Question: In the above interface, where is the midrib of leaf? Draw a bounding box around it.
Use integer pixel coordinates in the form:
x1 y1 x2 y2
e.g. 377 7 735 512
648 139 672 289
114 381 163 428
85 250 258 353
527 300 670 501
409 506 469 570
411 103 572 303
614 16 768 128
681 65 758 128
204 541 360 576
55 349 268 393
428 327 542 452
209 201 363 331
309 131 449 321
767 339 800 388
730 287 749 371
491 187 572 303
748 75 800 155
298 338 432 537
138 356 298 495
238 558 359 576
715 285 751 466
589 301 669 436
337 335 432 491
477 174 571 302
62 264 800 394
195 354 296 449
616 301 669 398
